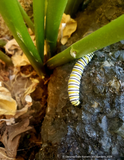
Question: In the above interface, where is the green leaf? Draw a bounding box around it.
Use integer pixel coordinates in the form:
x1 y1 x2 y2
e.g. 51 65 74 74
17 0 35 33
64 0 83 17
0 0 45 77
0 39 7 47
46 0 68 56
33 0 45 61
0 50 13 66
47 14 124 69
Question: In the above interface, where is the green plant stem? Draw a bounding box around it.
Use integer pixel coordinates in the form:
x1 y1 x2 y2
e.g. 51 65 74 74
0 50 13 66
45 0 48 16
0 39 7 47
64 0 83 17
46 0 67 56
47 14 124 69
17 0 35 33
0 0 45 77
33 0 45 61
0 0 42 64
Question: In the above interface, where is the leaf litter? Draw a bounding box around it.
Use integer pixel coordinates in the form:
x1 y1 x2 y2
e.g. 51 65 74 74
0 35 47 159
0 13 76 159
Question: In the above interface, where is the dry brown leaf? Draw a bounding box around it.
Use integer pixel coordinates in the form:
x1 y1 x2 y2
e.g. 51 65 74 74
4 39 30 75
1 118 32 158
24 78 39 96
15 100 32 119
58 13 77 45
0 61 10 82
0 147 15 160
0 86 17 116
28 28 34 36
4 39 19 55
30 35 36 46
11 52 30 68
20 70 36 78
0 117 15 125
9 75 32 109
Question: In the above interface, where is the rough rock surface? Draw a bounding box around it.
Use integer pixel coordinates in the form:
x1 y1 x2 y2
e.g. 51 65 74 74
36 42 124 160
35 0 124 159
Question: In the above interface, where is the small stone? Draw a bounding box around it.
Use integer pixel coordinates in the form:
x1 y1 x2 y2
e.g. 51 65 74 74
25 95 32 103
113 51 120 59
99 116 108 133
115 123 124 138
119 50 124 61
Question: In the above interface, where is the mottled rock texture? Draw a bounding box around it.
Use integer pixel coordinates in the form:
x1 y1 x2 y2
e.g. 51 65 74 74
36 42 124 160
35 0 124 159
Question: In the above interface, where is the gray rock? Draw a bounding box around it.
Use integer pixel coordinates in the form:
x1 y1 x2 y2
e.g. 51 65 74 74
119 50 124 61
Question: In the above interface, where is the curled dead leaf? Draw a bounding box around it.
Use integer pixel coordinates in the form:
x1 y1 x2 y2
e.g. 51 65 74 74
24 78 39 96
4 39 19 55
58 13 77 45
0 117 15 125
1 118 32 158
15 97 32 119
0 86 17 116
11 52 30 68
0 147 15 160
4 39 30 75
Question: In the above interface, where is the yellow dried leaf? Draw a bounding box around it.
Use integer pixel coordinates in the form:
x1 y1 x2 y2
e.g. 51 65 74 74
4 39 19 55
30 35 36 46
28 28 34 36
4 38 30 70
61 36 68 45
58 13 77 45
0 87 17 116
24 78 39 96
12 52 30 68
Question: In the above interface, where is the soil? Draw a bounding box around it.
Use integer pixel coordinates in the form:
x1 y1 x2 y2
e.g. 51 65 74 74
0 0 124 160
